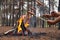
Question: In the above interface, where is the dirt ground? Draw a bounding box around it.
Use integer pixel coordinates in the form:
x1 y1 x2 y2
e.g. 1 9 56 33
0 26 60 40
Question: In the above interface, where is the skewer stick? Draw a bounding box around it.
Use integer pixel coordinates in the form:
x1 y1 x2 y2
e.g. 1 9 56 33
39 17 48 28
39 17 47 22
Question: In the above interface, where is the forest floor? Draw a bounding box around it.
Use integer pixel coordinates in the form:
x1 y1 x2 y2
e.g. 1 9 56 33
0 26 60 40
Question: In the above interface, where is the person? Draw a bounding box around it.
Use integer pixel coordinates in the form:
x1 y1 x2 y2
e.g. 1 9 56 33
17 11 34 36
42 11 60 25
42 11 60 29
36 0 60 29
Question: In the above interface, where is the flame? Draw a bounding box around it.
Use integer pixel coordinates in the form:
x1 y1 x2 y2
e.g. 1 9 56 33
17 18 29 33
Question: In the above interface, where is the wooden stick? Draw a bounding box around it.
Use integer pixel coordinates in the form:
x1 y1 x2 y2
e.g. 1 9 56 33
39 17 48 28
39 17 47 22
4 29 15 35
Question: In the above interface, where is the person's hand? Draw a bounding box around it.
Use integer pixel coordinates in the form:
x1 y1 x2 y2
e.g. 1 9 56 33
47 20 55 25
42 14 51 18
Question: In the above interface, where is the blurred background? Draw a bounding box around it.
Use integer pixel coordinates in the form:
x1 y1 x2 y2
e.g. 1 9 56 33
0 0 59 28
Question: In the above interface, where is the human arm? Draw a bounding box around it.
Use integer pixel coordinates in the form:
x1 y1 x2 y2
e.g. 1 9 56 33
42 14 52 18
42 11 60 18
47 16 60 25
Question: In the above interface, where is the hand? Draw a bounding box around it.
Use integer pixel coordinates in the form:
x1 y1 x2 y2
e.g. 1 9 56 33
42 14 51 18
47 20 55 25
